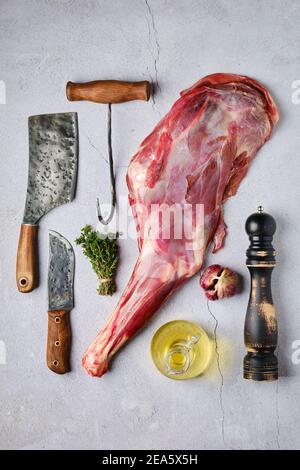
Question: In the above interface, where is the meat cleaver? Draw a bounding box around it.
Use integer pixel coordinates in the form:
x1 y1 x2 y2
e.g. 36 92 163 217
47 230 74 374
16 113 78 293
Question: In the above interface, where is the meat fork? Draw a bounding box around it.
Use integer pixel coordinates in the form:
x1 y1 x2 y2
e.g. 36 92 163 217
66 80 150 225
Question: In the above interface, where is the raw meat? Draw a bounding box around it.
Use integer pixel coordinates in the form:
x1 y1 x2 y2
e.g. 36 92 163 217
82 73 278 377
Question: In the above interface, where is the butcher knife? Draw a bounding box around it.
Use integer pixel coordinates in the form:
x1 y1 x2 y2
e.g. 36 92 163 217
16 112 78 293
47 230 74 374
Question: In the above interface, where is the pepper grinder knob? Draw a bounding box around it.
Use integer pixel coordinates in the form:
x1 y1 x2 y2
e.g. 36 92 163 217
244 206 278 381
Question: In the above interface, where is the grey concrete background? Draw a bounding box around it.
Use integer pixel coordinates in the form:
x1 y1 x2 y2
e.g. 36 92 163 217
1 0 300 450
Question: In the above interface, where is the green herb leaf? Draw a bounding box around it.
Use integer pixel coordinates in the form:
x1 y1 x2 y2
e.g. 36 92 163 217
75 225 119 295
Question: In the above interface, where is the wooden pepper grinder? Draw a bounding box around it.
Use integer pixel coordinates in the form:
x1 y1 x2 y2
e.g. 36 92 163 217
244 206 278 381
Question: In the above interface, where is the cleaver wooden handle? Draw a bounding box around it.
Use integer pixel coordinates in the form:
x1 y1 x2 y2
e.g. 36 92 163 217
16 224 38 293
47 310 71 374
66 80 150 104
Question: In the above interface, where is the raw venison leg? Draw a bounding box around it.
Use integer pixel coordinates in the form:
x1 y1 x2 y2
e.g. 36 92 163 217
82 73 279 377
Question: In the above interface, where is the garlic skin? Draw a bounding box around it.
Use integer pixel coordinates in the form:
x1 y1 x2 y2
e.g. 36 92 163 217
200 264 238 300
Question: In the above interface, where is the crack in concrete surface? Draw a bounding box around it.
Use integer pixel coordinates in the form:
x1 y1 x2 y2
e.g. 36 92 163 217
144 0 161 115
207 300 226 447
275 368 281 449
14 207 24 221
81 129 108 164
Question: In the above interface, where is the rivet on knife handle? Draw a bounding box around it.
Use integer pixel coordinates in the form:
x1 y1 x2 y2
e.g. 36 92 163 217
16 224 38 293
47 310 71 374
66 80 150 104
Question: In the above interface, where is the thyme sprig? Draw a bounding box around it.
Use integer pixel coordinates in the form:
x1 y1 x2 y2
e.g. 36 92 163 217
75 225 119 296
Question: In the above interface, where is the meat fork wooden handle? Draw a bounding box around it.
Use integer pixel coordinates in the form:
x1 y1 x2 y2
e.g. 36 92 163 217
66 80 150 104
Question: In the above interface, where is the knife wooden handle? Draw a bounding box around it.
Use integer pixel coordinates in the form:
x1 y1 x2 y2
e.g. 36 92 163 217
16 224 38 293
47 310 71 374
66 80 150 104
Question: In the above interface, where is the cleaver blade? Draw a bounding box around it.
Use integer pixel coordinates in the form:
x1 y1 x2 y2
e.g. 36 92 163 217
16 112 78 293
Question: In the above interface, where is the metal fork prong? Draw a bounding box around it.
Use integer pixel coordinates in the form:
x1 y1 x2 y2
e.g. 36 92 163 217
97 103 116 225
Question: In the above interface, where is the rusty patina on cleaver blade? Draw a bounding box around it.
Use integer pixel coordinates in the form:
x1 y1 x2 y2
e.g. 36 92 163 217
16 112 78 293
24 113 78 224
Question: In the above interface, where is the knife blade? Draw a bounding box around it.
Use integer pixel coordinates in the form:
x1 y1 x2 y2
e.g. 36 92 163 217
47 230 74 374
16 112 78 293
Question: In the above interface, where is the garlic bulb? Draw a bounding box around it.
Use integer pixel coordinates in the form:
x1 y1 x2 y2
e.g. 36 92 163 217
200 264 238 301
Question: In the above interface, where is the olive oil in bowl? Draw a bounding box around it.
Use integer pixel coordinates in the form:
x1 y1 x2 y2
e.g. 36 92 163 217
151 320 212 380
